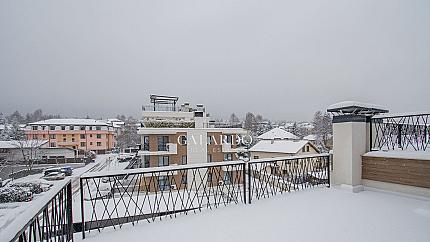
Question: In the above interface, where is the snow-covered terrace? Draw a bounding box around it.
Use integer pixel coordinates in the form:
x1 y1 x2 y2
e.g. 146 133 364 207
76 187 430 242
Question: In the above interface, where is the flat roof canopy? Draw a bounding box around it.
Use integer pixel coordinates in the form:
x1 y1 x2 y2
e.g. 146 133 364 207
327 101 388 116
150 95 179 104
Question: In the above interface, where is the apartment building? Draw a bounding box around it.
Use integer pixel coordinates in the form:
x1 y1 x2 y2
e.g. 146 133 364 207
25 119 115 155
138 95 248 191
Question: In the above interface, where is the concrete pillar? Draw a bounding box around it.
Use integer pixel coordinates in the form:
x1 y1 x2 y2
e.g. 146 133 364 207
331 115 367 192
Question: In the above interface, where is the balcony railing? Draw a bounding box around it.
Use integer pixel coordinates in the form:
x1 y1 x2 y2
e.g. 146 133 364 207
78 154 330 238
371 112 430 151
6 180 73 242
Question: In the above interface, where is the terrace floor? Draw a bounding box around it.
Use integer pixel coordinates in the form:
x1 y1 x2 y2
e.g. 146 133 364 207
76 187 430 242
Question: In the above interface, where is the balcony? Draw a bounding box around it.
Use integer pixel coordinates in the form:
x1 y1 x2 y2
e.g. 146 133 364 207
137 143 178 156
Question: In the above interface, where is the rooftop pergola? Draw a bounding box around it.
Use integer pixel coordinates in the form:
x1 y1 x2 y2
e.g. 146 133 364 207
149 95 179 111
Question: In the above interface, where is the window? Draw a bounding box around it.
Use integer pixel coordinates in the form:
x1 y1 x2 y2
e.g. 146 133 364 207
180 136 187 145
63 138 66 142
72 134 75 137
90 134 93 138
42 134 46 139
96 142 101 146
90 142 93 145
158 156 169 166
143 136 149 151
97 134 102 139
158 176 170 191
181 155 187 165
96 126 101 130
181 175 187 185
144 156 150 168
207 154 212 162
224 153 233 161
63 134 66 137
50 134 56 139
207 172 212 184
157 136 169 151
80 126 86 130
80 142 85 147
224 135 233 144
32 126 37 130
32 134 38 139
306 145 310 152
80 134 85 139
254 156 259 159
223 171 233 184
50 142 56 147
61 126 66 130
70 126 74 130
302 146 306 152
41 126 46 130
207 135 212 145
50 126 55 130
72 138 75 142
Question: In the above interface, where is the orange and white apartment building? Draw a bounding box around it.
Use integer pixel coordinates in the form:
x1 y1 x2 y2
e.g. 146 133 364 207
138 95 248 191
25 119 115 155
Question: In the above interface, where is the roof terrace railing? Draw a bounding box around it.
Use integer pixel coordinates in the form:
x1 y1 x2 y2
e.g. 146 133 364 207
6 180 73 242
78 154 330 238
371 112 430 151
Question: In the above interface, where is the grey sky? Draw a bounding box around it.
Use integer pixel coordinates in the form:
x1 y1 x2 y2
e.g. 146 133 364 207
0 0 429 121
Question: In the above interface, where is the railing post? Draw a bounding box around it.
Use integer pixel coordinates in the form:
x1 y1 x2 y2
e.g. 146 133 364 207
369 117 373 151
66 182 73 241
80 178 85 239
242 162 246 204
326 156 331 188
247 162 251 204
397 124 403 149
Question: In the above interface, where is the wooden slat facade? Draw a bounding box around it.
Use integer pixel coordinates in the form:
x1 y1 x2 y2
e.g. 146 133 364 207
362 156 430 188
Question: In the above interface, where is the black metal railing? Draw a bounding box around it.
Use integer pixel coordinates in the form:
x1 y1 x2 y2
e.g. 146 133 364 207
7 180 73 242
248 154 330 202
371 113 430 151
79 154 330 238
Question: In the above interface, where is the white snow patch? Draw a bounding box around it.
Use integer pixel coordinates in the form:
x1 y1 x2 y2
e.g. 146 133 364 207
363 151 430 161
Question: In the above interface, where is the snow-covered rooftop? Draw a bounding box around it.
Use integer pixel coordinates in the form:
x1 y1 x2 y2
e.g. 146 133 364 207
28 119 108 126
327 101 386 111
250 139 309 154
303 134 316 141
257 128 299 140
75 188 430 242
364 150 430 161
0 140 48 149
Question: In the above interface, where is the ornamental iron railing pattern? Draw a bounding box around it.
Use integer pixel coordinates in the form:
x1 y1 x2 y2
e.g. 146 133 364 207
9 181 73 242
371 113 430 151
79 154 330 238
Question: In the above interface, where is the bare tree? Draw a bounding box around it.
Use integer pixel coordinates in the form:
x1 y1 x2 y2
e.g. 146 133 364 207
312 111 333 151
244 112 256 131
116 118 140 150
229 113 240 124
12 140 44 170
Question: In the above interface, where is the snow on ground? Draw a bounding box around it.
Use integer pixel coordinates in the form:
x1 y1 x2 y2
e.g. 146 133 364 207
77 188 430 242
0 154 119 240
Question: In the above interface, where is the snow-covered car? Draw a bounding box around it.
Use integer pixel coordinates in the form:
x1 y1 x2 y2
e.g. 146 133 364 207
43 172 66 181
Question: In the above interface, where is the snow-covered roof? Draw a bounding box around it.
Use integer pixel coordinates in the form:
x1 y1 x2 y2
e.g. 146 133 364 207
327 101 385 111
257 128 299 140
0 140 48 149
28 119 108 126
363 151 430 161
250 140 310 154
303 134 316 141
327 101 388 115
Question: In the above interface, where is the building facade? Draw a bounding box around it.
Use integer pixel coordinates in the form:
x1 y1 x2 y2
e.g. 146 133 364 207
137 95 248 191
25 119 115 155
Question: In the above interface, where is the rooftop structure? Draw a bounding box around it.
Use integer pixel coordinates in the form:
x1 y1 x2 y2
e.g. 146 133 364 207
327 101 388 116
257 127 299 140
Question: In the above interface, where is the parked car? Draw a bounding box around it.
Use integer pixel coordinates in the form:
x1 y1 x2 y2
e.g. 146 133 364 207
43 172 66 181
44 166 73 177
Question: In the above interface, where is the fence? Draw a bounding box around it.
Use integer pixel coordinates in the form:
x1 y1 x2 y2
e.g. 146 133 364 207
79 154 330 238
371 113 430 151
7 180 73 242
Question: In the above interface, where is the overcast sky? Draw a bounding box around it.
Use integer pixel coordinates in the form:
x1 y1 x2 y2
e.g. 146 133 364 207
0 0 429 121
